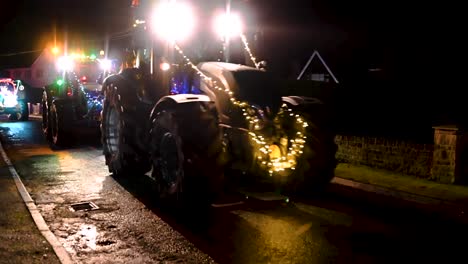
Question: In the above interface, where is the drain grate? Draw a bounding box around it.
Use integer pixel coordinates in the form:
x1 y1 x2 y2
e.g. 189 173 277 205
69 202 99 212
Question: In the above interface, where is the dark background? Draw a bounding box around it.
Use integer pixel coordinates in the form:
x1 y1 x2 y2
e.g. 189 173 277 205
0 0 460 141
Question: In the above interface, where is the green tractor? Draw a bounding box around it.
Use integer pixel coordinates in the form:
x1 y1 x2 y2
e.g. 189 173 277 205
42 58 107 148
101 0 337 207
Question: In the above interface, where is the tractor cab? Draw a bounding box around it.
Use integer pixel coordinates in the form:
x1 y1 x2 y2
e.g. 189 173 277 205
0 78 29 120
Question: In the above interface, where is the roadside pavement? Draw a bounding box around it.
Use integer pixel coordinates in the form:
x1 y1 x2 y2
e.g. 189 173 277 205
2 137 468 264
0 153 60 264
332 163 468 224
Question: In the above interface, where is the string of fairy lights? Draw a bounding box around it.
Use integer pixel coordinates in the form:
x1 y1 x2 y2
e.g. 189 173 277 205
240 34 259 69
173 38 308 175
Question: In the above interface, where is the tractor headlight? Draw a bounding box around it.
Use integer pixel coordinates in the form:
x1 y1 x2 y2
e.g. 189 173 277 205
56 56 74 72
151 1 196 43
98 59 112 71
214 12 243 40
3 95 18 107
160 62 171 71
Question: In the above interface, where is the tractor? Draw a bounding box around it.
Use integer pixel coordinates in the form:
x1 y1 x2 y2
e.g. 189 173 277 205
0 78 30 121
100 0 337 206
42 57 112 147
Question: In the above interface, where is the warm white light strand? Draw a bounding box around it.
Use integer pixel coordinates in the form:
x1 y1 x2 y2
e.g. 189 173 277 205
240 34 259 69
173 43 308 175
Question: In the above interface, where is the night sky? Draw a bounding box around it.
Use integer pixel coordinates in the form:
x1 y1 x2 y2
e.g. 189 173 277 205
0 0 459 137
0 0 449 75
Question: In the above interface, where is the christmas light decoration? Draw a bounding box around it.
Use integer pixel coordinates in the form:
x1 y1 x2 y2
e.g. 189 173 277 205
173 44 309 176
240 34 259 69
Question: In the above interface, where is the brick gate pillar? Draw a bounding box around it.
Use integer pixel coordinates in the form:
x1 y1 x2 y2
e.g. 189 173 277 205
431 125 467 184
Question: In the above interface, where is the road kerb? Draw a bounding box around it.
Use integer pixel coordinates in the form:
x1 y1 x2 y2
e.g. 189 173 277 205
331 177 466 220
331 177 447 205
0 141 74 264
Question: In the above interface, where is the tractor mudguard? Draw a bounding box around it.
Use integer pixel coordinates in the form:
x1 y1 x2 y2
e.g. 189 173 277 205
151 94 212 116
103 68 163 107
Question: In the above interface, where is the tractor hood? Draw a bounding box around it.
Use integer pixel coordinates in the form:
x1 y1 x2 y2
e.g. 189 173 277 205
198 62 282 116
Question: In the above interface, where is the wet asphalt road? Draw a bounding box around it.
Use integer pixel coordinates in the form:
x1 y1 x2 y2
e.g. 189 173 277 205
1 118 467 264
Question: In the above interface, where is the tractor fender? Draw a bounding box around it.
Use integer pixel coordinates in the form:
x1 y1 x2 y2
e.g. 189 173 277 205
102 69 159 107
101 68 142 89
52 98 74 108
101 74 139 109
101 74 125 96
284 94 335 122
151 94 212 115
281 96 328 122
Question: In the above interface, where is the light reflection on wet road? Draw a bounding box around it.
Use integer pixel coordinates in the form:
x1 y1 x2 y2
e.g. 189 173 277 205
1 119 467 264
0 119 214 263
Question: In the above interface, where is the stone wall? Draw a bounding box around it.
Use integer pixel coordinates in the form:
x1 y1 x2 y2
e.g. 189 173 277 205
335 135 434 178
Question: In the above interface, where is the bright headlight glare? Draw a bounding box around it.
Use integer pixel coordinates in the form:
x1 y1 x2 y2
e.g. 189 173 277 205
56 56 74 72
151 1 196 42
4 95 18 107
214 12 243 39
99 59 112 71
160 62 171 71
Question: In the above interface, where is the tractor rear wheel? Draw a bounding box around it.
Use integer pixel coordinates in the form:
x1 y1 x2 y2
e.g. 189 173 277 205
150 101 225 208
19 100 29 121
42 93 52 141
101 83 150 177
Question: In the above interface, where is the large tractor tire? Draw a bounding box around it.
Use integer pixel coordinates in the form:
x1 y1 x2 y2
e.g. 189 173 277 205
8 113 18 121
150 101 225 208
7 100 28 121
49 101 73 148
101 82 150 177
281 96 338 196
42 92 52 141
19 100 29 121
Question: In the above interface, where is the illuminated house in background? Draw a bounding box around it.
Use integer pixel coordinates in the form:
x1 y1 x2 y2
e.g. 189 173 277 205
297 50 339 84
0 49 58 88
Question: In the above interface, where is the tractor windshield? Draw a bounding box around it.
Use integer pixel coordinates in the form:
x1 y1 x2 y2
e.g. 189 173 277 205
231 70 282 114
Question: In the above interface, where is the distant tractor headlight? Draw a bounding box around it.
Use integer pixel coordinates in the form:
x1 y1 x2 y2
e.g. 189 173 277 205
214 12 243 40
160 62 171 71
56 56 74 72
3 95 18 107
98 59 112 71
151 1 196 43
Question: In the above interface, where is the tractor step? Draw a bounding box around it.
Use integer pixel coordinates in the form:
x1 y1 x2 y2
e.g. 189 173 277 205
211 193 246 208
240 191 289 202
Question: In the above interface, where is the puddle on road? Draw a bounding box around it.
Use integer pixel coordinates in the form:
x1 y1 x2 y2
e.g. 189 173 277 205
64 224 98 252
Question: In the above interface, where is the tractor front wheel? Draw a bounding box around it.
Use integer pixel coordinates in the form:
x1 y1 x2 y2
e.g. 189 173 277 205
49 102 73 148
42 93 52 141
